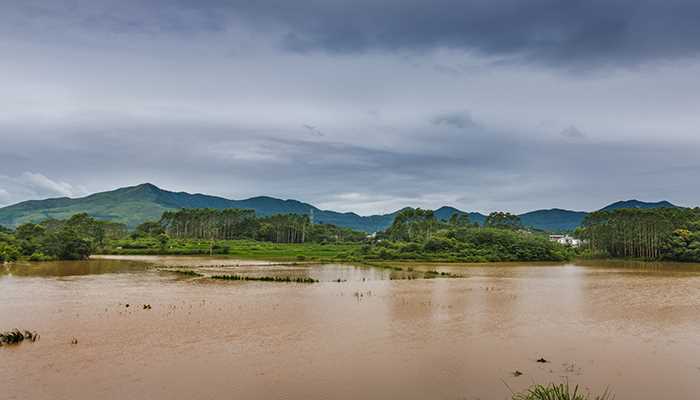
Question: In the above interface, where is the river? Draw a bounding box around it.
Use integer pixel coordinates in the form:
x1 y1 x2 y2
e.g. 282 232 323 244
2 256 700 399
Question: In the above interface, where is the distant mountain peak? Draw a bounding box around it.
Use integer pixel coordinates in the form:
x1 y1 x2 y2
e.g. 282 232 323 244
136 182 160 189
600 199 677 212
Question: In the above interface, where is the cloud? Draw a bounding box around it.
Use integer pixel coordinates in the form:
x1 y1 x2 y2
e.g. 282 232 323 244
20 172 83 198
431 111 477 130
302 124 324 137
560 126 586 139
1 1 700 215
0 173 87 206
6 1 700 69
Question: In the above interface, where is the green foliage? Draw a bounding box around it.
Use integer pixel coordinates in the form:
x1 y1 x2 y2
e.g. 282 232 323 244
154 209 366 245
114 208 572 263
512 382 612 400
133 221 165 237
363 227 571 262
306 223 366 243
448 212 474 227
0 213 123 261
485 211 523 230
0 241 21 263
386 208 439 242
104 237 363 261
40 228 92 260
580 207 700 261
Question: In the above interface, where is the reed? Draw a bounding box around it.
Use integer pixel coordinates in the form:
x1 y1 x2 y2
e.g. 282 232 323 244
210 274 318 283
512 383 613 400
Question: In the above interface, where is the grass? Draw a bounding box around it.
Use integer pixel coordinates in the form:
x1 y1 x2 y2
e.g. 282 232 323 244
210 274 318 283
512 383 613 400
104 239 362 262
0 329 39 345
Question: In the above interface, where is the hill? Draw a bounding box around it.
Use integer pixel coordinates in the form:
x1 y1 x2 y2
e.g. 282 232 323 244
519 208 589 233
600 199 678 212
0 183 681 233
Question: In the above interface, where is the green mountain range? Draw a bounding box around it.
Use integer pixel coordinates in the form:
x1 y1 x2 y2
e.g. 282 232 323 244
0 183 680 233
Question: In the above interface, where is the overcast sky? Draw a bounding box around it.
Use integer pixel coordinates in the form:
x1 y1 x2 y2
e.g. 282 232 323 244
2 0 700 215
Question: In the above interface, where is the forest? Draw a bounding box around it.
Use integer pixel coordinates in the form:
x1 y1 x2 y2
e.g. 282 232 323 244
9 206 700 263
578 207 700 261
107 208 572 262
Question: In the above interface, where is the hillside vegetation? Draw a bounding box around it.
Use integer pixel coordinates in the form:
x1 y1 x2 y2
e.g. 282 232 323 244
0 183 680 233
1 208 575 263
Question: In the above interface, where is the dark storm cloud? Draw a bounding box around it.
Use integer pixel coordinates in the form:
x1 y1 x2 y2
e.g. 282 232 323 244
7 1 700 67
255 0 700 67
2 0 700 214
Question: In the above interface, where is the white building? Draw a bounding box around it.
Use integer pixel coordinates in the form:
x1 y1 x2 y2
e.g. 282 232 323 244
549 234 581 247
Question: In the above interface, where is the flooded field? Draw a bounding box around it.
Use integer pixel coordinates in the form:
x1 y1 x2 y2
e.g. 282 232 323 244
2 256 700 399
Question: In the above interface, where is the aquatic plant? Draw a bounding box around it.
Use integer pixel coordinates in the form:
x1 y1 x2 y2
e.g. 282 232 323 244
512 382 612 400
0 329 39 345
164 269 203 277
210 274 318 283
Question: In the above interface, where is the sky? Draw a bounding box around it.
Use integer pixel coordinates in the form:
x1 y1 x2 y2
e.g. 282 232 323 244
1 0 700 215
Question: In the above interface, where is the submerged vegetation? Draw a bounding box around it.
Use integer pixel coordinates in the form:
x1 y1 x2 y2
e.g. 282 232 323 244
0 329 39 345
211 274 318 283
162 269 204 277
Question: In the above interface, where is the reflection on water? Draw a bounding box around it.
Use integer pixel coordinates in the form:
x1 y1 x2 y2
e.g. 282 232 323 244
1 259 149 277
2 256 700 400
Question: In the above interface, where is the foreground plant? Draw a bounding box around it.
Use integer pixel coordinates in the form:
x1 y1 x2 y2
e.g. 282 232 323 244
512 382 613 400
0 329 39 345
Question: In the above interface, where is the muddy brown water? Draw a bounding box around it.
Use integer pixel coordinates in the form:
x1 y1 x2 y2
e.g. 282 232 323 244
2 256 700 399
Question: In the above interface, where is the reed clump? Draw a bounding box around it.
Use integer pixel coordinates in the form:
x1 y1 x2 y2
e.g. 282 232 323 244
512 383 612 400
0 329 39 345
210 274 318 283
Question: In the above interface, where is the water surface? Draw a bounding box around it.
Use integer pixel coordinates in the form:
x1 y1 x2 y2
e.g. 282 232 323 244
2 256 700 399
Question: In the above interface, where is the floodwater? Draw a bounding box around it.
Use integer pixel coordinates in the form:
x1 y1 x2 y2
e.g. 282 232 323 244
2 257 700 400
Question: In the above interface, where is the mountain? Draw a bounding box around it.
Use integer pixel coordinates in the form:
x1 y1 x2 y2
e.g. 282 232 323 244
0 183 681 233
0 183 397 232
600 199 678 212
519 209 589 233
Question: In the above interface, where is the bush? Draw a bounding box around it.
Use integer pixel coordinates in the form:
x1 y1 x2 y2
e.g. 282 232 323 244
28 252 53 261
0 242 21 263
423 237 453 252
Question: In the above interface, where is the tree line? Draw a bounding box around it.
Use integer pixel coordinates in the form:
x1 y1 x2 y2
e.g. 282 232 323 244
156 209 365 244
0 213 127 262
578 207 700 261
